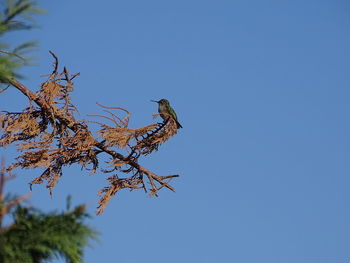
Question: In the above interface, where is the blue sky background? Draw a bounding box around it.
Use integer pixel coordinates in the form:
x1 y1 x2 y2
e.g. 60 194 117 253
1 0 350 262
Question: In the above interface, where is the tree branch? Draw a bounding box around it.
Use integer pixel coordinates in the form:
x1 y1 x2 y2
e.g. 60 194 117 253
2 54 181 214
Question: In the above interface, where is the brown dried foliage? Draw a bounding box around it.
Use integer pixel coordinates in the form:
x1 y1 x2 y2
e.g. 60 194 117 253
0 160 31 227
0 52 180 214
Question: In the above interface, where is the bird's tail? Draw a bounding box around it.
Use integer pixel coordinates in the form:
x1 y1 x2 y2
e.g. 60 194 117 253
176 120 183 129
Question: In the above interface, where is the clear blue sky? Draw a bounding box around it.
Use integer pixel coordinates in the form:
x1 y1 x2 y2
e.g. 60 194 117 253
2 0 350 262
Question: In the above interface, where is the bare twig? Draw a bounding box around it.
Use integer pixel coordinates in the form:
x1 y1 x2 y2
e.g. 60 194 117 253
48 50 58 76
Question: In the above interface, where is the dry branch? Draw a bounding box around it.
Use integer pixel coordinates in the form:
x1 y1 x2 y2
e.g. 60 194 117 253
0 162 31 226
0 52 181 214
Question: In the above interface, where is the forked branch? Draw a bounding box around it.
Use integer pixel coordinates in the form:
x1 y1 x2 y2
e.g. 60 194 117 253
0 52 181 214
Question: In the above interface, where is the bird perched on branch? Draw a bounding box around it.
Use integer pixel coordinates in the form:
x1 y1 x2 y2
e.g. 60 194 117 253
151 99 183 129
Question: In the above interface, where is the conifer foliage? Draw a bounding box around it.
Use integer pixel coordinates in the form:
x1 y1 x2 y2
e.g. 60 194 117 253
0 165 98 263
0 0 44 82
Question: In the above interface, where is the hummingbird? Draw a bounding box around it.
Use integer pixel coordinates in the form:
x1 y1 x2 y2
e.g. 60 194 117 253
151 99 183 129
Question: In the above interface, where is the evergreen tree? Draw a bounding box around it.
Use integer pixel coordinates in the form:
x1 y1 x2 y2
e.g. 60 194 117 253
0 0 44 83
0 166 98 263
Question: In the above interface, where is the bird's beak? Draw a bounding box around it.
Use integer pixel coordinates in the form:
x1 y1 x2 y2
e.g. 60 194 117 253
150 100 158 103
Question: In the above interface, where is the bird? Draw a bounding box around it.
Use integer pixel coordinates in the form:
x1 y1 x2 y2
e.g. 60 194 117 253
151 99 183 129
